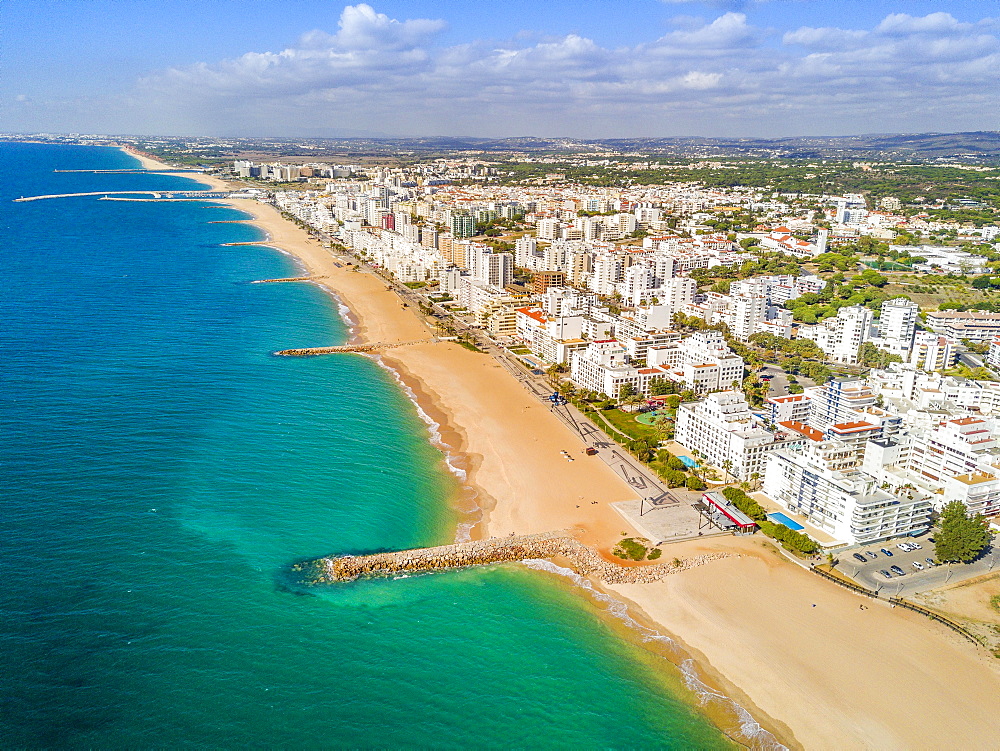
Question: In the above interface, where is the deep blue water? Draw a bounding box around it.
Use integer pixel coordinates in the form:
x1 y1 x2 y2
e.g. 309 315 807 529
0 143 731 748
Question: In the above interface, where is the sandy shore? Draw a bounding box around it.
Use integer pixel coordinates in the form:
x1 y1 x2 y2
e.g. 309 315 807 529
222 199 1000 750
124 152 1000 749
120 145 235 192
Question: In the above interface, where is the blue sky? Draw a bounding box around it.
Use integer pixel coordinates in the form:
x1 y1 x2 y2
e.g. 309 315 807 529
3 0 999 138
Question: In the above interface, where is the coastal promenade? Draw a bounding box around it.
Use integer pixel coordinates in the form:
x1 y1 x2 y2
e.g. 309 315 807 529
298 532 730 586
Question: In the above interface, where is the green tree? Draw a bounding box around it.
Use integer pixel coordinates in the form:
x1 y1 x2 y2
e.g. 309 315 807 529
685 475 706 491
662 470 687 488
858 342 903 369
722 486 767 522
935 501 993 563
664 454 687 471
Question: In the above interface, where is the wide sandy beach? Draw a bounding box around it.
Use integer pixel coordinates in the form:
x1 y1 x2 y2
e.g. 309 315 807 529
131 150 1000 749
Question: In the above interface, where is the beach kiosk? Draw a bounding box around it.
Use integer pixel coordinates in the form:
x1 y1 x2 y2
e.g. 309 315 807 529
699 491 757 535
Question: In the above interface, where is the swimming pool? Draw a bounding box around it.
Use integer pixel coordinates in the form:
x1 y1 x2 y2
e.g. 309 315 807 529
767 512 805 531
679 456 699 468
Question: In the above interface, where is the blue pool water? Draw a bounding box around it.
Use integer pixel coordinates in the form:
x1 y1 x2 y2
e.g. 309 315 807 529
768 512 805 531
679 456 699 468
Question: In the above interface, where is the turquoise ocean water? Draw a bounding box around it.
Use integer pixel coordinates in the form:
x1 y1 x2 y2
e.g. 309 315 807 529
0 143 741 748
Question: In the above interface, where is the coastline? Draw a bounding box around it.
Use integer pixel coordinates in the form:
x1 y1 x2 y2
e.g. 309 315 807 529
126 147 1000 749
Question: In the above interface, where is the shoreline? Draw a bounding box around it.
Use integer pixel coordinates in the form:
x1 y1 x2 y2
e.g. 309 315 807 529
121 145 1000 750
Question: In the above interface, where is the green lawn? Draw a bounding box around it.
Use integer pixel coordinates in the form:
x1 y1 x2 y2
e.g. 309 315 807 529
598 408 661 441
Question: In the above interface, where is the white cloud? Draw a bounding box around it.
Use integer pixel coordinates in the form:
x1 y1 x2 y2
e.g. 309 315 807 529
49 7 1000 136
297 3 445 50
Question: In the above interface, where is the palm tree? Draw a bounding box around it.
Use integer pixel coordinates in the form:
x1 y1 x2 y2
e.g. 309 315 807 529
621 394 645 412
750 471 761 491
721 459 733 485
652 413 673 440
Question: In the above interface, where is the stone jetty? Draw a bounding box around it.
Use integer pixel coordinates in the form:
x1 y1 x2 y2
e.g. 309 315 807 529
253 276 325 284
296 532 731 586
275 338 435 356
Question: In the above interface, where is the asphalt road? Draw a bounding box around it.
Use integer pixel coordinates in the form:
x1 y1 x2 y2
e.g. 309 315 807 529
837 539 1000 597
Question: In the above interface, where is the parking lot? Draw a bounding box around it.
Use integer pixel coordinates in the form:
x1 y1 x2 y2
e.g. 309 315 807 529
837 538 1000 597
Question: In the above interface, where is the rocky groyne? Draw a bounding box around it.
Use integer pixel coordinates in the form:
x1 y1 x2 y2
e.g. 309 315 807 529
253 276 324 284
296 532 731 586
275 338 435 356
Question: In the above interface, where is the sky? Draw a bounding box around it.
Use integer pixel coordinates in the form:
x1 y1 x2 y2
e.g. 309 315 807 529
3 0 999 139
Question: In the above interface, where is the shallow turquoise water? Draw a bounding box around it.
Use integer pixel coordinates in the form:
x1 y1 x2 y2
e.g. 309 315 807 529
0 143 732 748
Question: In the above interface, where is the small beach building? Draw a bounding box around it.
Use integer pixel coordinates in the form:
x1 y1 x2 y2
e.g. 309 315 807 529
700 491 757 534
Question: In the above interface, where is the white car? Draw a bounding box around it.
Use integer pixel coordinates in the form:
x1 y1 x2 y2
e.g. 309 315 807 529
912 561 924 571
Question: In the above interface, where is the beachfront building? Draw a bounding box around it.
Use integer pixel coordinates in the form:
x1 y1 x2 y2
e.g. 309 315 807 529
570 340 643 398
763 441 933 544
646 330 746 393
675 391 797 481
566 328 746 397
515 307 588 364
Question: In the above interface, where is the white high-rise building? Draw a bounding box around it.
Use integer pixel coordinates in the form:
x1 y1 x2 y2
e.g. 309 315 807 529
484 253 513 288
877 298 919 356
675 391 793 481
590 256 623 296
621 265 653 307
514 236 538 268
798 305 873 363
729 295 767 341
536 218 561 240
659 277 697 315
909 331 956 372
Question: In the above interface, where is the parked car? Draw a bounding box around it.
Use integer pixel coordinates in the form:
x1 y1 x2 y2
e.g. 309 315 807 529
853 553 867 563
912 561 925 571
890 565 905 575
879 570 892 579
897 543 913 552
925 558 939 567
880 548 893 557
911 543 922 550
585 447 598 456
866 551 878 559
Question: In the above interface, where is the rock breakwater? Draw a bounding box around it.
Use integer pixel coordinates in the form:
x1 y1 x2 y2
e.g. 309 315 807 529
275 338 435 356
295 532 732 586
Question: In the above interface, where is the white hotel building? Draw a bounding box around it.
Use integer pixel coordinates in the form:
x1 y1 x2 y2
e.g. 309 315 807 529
569 331 746 398
675 391 798 481
763 440 933 545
